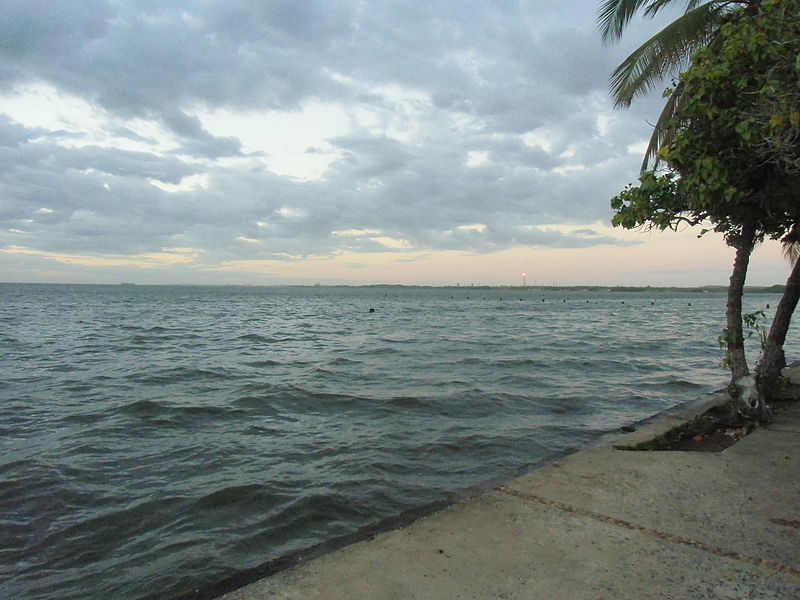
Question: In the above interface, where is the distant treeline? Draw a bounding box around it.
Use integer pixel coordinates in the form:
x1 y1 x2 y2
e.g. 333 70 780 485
355 284 786 293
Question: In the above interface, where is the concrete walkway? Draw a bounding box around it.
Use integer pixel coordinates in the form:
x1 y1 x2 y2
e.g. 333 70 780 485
218 397 800 600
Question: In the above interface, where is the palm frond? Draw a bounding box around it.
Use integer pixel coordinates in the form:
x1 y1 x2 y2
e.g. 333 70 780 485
609 2 725 107
598 0 718 43
598 0 655 43
641 82 684 171
783 227 800 265
784 243 800 265
643 0 708 18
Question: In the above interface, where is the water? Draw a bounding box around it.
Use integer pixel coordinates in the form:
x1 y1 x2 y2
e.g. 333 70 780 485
1 283 794 600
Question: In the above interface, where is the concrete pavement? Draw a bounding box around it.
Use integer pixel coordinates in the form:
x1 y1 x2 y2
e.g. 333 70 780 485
217 395 800 600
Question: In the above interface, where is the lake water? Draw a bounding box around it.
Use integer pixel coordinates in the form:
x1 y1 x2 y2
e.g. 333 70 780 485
1 283 794 599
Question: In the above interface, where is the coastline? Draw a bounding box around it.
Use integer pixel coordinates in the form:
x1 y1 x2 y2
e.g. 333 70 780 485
0 281 787 293
160 390 800 600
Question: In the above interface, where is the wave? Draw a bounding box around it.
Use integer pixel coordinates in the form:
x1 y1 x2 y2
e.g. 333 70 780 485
4 284 779 600
243 359 283 367
117 399 248 425
123 366 238 385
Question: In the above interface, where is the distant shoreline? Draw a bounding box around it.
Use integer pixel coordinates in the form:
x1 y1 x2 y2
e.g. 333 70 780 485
0 281 787 293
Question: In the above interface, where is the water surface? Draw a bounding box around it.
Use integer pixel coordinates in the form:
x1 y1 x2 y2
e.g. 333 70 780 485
1 284 792 599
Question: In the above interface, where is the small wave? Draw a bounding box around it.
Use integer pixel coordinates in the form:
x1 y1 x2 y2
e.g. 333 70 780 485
64 442 115 456
124 366 235 385
179 404 248 420
329 357 361 366
231 395 280 412
241 424 285 436
117 399 248 428
375 335 420 344
382 395 427 410
120 399 166 415
60 382 96 393
236 333 280 343
235 333 305 344
495 357 551 369
60 412 108 425
354 346 401 356
130 333 176 344
243 359 282 368
192 483 278 511
663 378 704 388
35 495 190 570
454 356 490 366
229 492 372 556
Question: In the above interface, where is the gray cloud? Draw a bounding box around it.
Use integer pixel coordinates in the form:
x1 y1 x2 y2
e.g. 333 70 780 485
0 0 676 280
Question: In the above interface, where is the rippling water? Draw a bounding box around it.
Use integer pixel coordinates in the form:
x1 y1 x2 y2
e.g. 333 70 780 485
1 283 795 599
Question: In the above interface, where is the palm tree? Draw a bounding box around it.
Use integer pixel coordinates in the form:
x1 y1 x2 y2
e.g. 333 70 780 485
598 0 753 171
598 0 767 412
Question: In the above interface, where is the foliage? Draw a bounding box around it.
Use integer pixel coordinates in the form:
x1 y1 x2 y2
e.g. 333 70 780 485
611 0 800 406
742 310 768 350
598 0 753 169
719 309 768 369
716 308 777 375
599 0 741 106
610 0 800 249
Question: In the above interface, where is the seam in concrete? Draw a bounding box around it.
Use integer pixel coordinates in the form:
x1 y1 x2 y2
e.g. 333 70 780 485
764 427 800 434
496 485 800 580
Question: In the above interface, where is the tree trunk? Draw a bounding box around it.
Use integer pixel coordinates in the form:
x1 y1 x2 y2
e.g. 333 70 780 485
756 254 800 401
725 225 756 401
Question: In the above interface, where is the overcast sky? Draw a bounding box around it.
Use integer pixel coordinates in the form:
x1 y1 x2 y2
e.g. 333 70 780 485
0 0 791 286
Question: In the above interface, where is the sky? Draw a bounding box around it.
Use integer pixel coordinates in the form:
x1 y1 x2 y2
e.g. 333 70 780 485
0 0 791 287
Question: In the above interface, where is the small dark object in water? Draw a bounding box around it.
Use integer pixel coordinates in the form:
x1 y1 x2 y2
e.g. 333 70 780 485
369 308 375 313
688 302 692 306
620 425 636 433
651 302 654 305
767 304 770 308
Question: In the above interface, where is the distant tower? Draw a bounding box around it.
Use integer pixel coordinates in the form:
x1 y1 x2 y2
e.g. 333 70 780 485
522 272 527 287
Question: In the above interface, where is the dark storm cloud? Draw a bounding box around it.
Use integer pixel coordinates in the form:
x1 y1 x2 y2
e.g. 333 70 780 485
0 0 673 275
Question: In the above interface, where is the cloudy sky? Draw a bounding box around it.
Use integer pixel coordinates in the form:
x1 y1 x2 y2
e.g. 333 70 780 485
0 0 790 286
